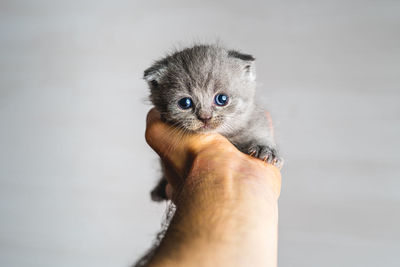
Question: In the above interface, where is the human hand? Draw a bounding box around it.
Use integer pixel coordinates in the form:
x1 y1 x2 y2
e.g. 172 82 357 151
145 108 281 267
146 109 281 267
145 108 281 205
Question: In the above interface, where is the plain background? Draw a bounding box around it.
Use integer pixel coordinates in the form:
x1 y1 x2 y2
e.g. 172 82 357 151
0 0 399 266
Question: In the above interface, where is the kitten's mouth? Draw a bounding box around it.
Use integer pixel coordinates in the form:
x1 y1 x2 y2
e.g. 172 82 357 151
200 124 212 130
182 118 222 133
197 121 219 132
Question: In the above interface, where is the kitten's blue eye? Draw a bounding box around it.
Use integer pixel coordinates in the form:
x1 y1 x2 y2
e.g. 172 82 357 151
214 94 229 106
178 97 193 109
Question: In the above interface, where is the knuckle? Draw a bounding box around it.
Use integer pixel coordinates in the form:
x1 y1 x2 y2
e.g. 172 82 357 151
144 127 152 145
144 123 158 147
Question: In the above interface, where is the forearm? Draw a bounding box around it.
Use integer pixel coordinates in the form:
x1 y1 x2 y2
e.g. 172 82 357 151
147 155 279 267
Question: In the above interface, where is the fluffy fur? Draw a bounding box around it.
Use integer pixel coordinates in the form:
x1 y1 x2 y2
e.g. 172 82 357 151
144 44 283 201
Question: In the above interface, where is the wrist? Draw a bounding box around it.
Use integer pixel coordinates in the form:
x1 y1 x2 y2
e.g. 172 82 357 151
149 157 279 267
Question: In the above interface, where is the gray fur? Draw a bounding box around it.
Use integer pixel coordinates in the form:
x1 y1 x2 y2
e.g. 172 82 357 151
144 44 283 201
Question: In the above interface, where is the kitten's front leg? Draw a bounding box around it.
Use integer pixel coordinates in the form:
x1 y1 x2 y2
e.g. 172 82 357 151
232 110 284 168
150 160 170 202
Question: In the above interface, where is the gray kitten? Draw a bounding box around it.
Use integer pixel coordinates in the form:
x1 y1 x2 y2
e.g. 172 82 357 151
144 44 283 201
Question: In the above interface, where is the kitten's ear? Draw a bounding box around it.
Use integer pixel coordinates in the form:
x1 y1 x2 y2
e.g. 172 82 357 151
228 50 256 81
228 50 255 61
143 60 168 87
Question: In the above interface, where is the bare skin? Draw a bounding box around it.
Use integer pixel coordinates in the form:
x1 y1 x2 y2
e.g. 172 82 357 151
144 108 281 267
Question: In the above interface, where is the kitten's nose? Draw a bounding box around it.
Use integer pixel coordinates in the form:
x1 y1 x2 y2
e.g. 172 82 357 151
197 113 212 123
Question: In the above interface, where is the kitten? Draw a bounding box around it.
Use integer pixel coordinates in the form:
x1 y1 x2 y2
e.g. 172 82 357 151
144 44 283 201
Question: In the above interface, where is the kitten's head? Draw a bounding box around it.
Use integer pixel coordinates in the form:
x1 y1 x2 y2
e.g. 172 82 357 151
144 44 256 134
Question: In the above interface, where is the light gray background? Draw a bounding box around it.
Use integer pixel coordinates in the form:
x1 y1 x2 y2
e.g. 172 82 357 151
0 0 399 266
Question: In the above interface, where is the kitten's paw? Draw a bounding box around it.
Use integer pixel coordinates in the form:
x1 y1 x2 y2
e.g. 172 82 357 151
248 145 284 168
150 178 168 202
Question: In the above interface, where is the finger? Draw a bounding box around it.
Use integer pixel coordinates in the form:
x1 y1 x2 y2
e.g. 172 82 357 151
145 108 196 175
145 108 230 169
165 183 174 200
162 162 183 190
146 107 161 126
145 108 186 159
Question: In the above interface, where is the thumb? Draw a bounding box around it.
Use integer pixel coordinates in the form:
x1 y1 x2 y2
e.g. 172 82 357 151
145 108 229 174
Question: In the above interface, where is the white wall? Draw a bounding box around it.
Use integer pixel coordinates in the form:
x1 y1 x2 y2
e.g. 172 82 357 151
0 0 399 266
